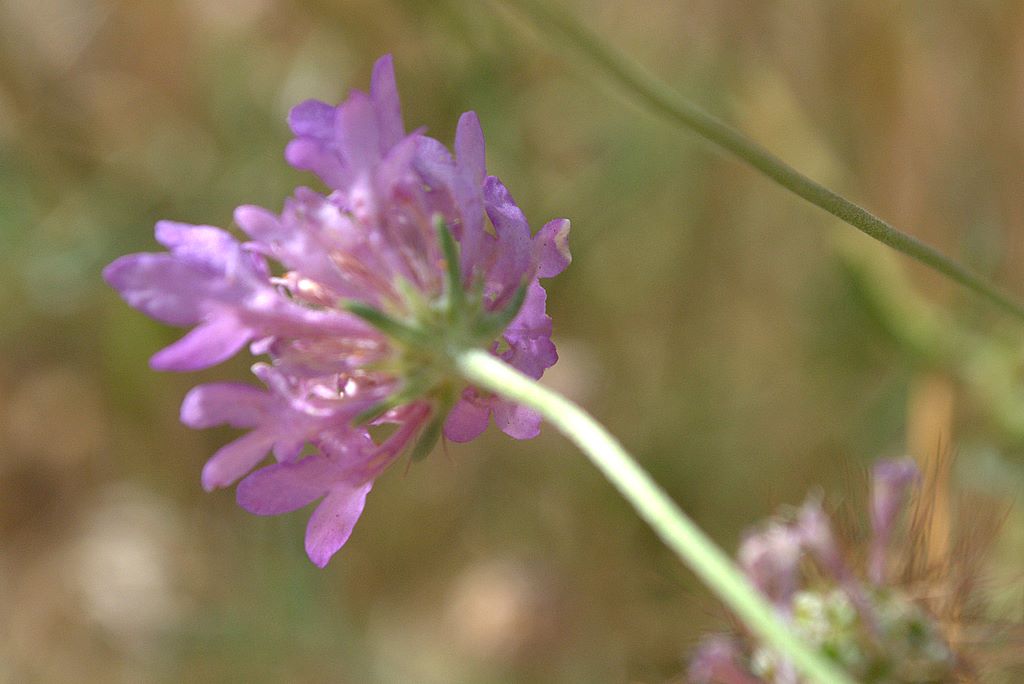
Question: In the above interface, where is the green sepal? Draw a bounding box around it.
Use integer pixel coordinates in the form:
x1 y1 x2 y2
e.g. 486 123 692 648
473 279 529 340
408 412 445 463
344 301 426 346
353 375 433 426
434 214 465 316
393 276 432 321
353 400 397 426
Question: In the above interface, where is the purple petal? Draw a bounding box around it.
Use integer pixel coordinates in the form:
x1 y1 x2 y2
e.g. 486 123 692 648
103 253 207 325
869 458 919 583
155 220 271 282
236 456 345 515
871 457 919 534
285 138 346 188
236 199 350 297
796 500 844 577
180 382 273 429
370 55 404 150
738 522 803 608
798 500 878 632
200 430 276 491
305 482 372 567
443 395 491 443
414 134 483 269
149 314 254 371
483 176 532 302
688 636 760 684
106 221 323 362
454 112 487 278
376 136 421 197
411 133 486 276
234 204 281 243
272 434 309 464
344 405 432 482
502 281 556 379
455 111 486 187
492 399 542 440
533 218 572 278
318 428 378 461
336 91 381 175
154 221 239 269
413 135 456 188
288 99 336 138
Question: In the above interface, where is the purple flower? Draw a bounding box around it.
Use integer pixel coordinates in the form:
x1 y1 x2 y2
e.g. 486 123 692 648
104 55 570 566
690 459 956 682
738 520 804 611
868 457 919 583
688 636 761 684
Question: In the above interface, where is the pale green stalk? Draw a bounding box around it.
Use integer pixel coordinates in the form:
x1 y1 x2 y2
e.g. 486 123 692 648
498 0 1024 323
455 348 854 684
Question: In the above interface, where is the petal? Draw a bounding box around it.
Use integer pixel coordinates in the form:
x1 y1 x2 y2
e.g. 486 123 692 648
376 135 421 195
412 134 487 275
154 221 239 270
305 482 372 567
455 111 486 187
247 287 371 340
103 253 207 325
236 456 344 515
105 223 279 338
237 199 349 295
149 314 253 371
797 500 844 576
492 399 542 440
689 637 759 684
344 405 431 482
180 382 273 429
502 281 556 379
738 523 803 607
868 457 919 582
532 218 572 278
870 458 919 535
336 91 381 175
285 138 346 188
370 54 404 150
272 434 308 463
443 395 492 443
483 176 532 301
234 204 281 243
288 99 336 138
483 176 531 246
454 112 487 278
414 135 456 177
503 336 557 381
200 430 276 491
318 428 377 461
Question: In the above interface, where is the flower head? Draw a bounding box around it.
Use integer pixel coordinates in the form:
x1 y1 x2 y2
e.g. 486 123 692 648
689 458 961 683
104 55 570 567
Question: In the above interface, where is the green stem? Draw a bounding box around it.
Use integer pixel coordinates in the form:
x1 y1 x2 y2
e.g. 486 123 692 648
455 348 853 684
498 0 1024 323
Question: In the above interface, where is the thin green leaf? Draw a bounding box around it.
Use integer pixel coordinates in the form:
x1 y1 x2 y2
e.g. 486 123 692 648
344 301 427 346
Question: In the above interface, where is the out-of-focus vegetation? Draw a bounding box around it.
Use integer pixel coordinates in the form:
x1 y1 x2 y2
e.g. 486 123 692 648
1 0 1022 681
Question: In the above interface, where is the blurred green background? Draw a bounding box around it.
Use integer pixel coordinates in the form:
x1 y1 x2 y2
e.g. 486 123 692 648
1 0 1023 681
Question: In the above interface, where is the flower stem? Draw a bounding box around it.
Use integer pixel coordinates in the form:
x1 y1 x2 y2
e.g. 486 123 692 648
498 0 1024 323
455 348 853 684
